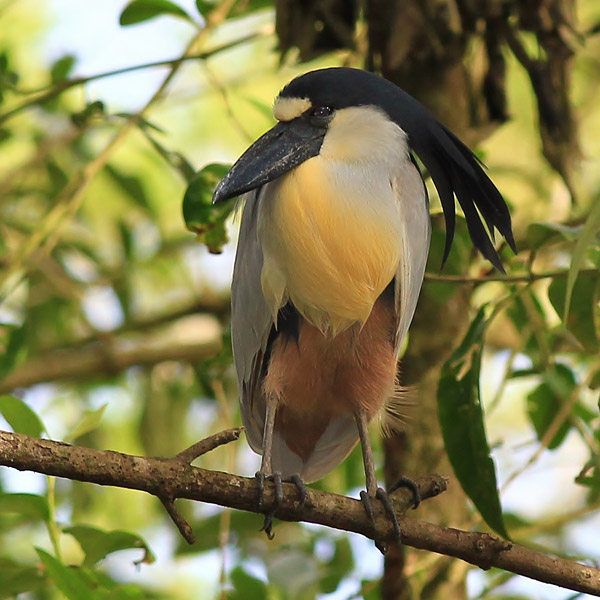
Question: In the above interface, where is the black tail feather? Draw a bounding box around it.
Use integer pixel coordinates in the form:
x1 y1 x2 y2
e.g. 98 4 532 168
414 123 515 270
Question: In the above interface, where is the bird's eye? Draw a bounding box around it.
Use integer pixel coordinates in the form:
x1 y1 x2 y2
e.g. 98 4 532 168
308 106 334 119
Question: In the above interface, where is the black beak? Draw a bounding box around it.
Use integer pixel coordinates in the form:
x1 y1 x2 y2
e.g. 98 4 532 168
212 119 326 204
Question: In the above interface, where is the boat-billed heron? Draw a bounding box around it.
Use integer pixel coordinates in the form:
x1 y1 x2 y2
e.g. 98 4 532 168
213 67 515 547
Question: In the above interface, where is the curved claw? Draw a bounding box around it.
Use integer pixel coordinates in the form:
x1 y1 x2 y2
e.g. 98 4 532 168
257 472 283 539
376 487 402 543
260 517 276 540
256 472 308 539
359 490 375 522
360 490 388 554
389 475 421 509
290 473 308 509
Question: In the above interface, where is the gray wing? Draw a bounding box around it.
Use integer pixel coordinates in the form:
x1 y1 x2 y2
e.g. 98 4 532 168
231 190 273 454
392 156 431 353
231 160 430 480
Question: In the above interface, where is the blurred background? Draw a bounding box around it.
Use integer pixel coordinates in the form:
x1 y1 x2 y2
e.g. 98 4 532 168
0 0 599 598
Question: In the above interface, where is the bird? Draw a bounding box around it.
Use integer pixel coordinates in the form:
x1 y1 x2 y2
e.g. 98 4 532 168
212 67 515 548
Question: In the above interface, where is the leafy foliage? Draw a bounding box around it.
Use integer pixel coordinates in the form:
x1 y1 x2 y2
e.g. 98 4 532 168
119 0 194 26
438 308 508 538
182 163 235 253
0 0 599 598
64 525 155 567
0 395 46 437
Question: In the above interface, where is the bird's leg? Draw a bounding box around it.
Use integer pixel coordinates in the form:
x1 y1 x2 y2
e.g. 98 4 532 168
257 394 277 492
256 395 307 539
354 409 402 553
255 394 280 539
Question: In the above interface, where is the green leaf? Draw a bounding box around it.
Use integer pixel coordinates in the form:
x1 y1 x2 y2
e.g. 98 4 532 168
0 322 28 380
64 525 154 568
525 222 580 250
509 368 541 379
118 220 134 261
182 163 235 254
438 307 508 538
50 55 76 82
0 493 50 521
64 404 107 442
176 510 261 554
575 455 600 491
140 128 196 183
589 244 600 270
0 558 44 598
229 566 267 600
548 272 599 351
36 549 98 600
70 100 105 128
0 51 19 102
564 198 600 322
0 128 12 144
526 363 576 450
243 96 276 121
120 0 193 26
590 368 600 390
0 395 46 437
360 579 382 600
195 0 215 15
196 0 272 17
319 537 354 594
47 158 69 193
506 289 548 359
105 164 151 213
267 550 319 599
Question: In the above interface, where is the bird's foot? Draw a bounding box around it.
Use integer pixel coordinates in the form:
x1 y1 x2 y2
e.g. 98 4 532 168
255 471 308 539
389 475 421 509
360 486 402 554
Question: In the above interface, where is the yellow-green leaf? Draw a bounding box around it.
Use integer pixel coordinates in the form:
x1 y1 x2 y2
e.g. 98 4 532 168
64 525 154 568
64 404 107 442
564 198 600 322
0 395 45 438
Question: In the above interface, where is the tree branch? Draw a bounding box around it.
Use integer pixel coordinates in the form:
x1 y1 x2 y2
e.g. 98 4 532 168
424 268 598 285
0 330 221 393
0 31 268 126
43 295 230 353
0 430 599 596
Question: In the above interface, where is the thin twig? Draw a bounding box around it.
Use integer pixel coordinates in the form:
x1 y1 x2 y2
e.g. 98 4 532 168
0 333 221 393
0 32 268 126
175 428 243 463
160 497 196 544
423 268 597 285
514 499 600 540
202 62 254 142
38 294 230 354
501 370 596 493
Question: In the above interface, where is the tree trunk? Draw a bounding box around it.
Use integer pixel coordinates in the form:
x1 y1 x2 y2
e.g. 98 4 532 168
273 1 576 597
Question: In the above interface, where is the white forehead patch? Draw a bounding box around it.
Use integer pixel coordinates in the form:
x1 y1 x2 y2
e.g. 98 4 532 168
273 96 312 121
